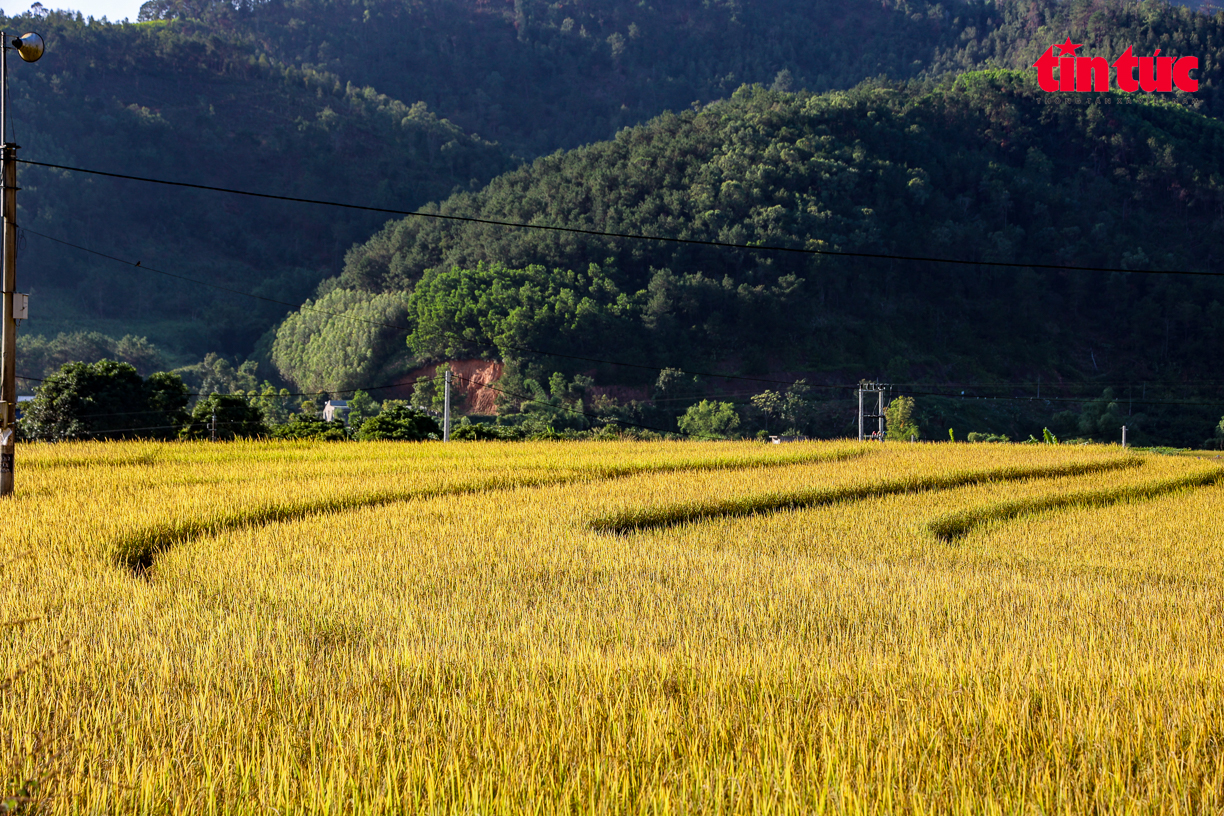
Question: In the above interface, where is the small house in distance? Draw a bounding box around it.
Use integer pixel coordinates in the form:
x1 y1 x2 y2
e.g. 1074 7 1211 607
323 400 349 423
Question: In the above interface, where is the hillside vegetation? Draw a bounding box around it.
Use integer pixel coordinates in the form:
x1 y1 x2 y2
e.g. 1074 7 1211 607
315 75 1224 391
9 10 510 357
147 0 1224 154
8 0 1224 443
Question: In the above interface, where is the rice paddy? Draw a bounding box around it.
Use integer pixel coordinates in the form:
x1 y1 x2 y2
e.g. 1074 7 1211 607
2 439 1222 813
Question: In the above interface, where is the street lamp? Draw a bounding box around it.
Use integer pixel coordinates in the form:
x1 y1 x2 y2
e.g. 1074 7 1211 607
0 30 43 496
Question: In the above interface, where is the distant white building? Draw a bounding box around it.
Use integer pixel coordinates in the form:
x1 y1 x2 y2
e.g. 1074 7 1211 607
323 400 349 423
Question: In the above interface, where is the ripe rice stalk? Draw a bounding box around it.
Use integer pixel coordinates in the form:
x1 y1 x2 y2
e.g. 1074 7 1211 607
2 441 1222 813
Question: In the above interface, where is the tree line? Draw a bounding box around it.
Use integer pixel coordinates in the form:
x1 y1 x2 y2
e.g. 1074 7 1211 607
19 358 445 441
24 356 1224 447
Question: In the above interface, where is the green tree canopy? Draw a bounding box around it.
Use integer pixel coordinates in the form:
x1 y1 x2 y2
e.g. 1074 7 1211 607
346 390 381 428
355 402 441 441
21 360 189 441
272 288 412 393
180 394 269 441
885 396 920 441
678 400 741 439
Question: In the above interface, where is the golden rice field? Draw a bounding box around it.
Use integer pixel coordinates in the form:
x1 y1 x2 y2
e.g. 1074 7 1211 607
3 439 1224 814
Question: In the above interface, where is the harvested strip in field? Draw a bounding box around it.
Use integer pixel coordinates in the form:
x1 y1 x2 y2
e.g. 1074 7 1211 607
967 480 1224 583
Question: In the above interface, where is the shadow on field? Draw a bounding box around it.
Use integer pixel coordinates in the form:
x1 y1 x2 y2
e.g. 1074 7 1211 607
119 446 871 578
588 458 1154 535
927 470 1224 541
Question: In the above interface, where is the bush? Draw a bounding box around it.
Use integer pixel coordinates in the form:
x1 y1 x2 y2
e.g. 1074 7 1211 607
967 432 1011 443
180 394 269 440
677 400 741 439
271 415 349 441
355 402 441 441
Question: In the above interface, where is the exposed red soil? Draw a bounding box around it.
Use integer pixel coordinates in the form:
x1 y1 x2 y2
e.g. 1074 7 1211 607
399 359 505 414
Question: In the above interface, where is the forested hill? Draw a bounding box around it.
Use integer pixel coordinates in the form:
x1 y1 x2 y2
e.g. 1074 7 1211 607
9 10 511 359
146 0 1224 156
292 73 1224 406
10 0 1224 382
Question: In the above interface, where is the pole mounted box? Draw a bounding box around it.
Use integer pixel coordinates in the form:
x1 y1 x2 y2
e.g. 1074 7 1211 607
12 292 25 320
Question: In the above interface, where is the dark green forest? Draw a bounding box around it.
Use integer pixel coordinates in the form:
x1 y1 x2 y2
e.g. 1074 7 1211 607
309 73 1224 443
344 74 1224 375
10 8 510 359
7 0 1224 444
140 0 1224 154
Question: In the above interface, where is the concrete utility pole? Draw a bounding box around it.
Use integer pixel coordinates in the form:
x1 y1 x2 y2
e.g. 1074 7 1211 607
210 409 217 443
443 368 451 442
877 387 885 440
0 32 43 497
857 387 863 442
1122 425 1128 448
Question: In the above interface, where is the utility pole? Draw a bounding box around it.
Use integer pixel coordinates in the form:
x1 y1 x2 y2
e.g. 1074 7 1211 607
1122 425 1127 448
857 386 863 442
210 409 217 443
877 387 885 440
443 368 451 442
0 113 15 495
857 381 889 442
0 32 43 498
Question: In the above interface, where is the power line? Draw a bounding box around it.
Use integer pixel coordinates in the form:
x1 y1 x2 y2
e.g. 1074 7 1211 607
896 388 1224 409
18 157 1224 278
27 226 1224 402
22 227 846 390
20 226 1224 416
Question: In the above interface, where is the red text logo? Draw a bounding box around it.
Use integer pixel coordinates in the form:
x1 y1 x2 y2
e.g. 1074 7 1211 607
1033 38 1198 93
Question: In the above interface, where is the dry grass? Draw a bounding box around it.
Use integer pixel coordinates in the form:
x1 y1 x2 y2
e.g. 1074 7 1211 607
1 440 1221 814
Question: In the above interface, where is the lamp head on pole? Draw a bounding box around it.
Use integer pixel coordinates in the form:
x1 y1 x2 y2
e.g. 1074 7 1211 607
11 33 43 63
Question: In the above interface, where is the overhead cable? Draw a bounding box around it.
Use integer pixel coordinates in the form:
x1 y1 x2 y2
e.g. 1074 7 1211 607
18 157 1224 278
26 228 1224 400
22 227 846 390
